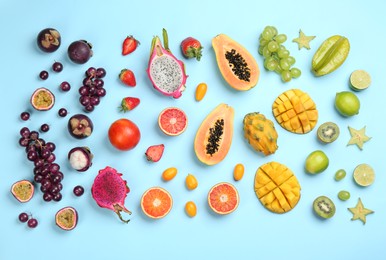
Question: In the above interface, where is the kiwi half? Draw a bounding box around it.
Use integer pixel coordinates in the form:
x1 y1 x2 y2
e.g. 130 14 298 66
317 122 340 143
313 196 336 219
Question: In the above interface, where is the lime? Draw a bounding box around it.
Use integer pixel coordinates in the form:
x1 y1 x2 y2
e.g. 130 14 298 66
335 91 360 117
350 70 371 91
305 150 329 174
353 164 375 187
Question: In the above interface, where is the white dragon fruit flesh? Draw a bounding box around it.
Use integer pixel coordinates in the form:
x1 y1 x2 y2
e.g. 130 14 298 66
146 29 187 98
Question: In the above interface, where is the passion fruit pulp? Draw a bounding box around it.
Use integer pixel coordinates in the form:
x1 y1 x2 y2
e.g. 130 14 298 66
55 206 78 231
30 88 55 111
11 180 34 203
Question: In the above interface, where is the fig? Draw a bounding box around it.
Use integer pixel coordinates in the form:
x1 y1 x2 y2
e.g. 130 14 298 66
68 40 93 64
55 207 78 231
67 114 93 139
11 180 34 203
37 28 61 53
68 147 93 172
30 88 55 111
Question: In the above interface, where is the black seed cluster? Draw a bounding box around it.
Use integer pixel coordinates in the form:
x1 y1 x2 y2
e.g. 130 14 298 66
225 49 251 82
206 119 224 156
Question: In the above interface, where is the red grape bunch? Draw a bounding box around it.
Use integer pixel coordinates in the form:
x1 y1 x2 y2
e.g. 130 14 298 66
78 67 106 112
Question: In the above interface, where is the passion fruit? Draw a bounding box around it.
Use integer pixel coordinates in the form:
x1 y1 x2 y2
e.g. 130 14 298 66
67 114 93 139
11 180 34 203
37 28 61 53
30 88 55 111
68 40 93 64
55 206 78 231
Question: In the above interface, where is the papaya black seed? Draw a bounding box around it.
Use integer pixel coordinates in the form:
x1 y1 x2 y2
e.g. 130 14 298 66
225 49 251 82
206 119 224 156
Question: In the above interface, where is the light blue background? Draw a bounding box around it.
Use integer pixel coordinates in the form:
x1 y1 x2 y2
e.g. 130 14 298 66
1 0 385 259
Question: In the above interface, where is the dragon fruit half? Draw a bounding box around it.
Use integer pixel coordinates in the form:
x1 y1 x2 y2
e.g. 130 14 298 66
146 29 187 98
91 166 131 223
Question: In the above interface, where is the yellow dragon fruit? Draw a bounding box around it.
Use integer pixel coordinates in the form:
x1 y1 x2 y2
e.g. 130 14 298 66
243 112 278 156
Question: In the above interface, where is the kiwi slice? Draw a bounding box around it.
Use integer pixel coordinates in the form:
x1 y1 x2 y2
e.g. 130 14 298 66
313 196 336 219
350 70 371 91
317 122 340 143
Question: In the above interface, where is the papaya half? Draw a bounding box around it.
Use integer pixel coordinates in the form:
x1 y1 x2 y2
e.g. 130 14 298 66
212 34 260 91
194 103 234 166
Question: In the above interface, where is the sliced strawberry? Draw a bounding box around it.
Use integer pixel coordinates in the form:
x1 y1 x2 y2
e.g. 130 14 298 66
120 97 140 112
119 69 136 87
145 144 165 162
122 36 140 56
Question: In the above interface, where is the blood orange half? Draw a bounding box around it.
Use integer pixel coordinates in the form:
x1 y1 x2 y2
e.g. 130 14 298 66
141 187 173 219
158 107 188 136
208 182 239 215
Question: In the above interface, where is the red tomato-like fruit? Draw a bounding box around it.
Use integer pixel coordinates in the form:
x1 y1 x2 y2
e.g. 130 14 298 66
108 119 141 151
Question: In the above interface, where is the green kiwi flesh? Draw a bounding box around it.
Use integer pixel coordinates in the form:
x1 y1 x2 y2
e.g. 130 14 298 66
313 196 336 219
317 122 340 143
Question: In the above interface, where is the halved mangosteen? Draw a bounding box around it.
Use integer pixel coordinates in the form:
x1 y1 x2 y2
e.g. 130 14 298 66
68 147 93 172
67 114 93 139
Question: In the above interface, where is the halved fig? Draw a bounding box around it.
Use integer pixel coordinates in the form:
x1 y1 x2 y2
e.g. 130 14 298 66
67 114 93 139
55 206 78 231
11 180 34 203
68 147 93 172
30 88 55 111
37 28 61 53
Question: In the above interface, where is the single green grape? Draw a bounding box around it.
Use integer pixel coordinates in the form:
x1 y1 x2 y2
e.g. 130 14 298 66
334 169 346 181
275 34 287 44
338 190 350 201
258 45 264 55
259 38 269 47
266 60 278 71
279 59 291 70
278 49 290 58
281 70 292 82
267 26 277 37
286 56 296 65
267 41 279 52
262 46 271 58
275 66 283 74
290 68 301 78
262 29 273 41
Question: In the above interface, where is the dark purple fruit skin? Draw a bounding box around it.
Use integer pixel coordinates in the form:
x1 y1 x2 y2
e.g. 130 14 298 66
68 147 93 172
67 114 93 139
55 207 78 231
67 40 93 64
37 28 61 53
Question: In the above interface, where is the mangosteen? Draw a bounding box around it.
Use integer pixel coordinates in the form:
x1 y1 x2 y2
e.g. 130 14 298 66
68 40 93 64
37 28 61 53
68 147 93 172
67 114 93 139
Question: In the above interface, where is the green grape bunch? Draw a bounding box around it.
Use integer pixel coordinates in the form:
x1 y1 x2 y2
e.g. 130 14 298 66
258 26 301 82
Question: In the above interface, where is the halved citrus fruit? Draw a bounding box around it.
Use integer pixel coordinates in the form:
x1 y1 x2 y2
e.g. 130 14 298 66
353 163 375 187
208 182 239 215
158 107 188 136
141 187 173 219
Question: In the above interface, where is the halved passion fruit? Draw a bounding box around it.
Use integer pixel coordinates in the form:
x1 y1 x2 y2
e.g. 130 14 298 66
30 88 55 111
11 180 34 203
55 206 78 231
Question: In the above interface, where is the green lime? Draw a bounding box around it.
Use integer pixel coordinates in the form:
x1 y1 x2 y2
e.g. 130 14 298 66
353 164 375 187
305 150 329 174
350 70 371 91
335 91 360 117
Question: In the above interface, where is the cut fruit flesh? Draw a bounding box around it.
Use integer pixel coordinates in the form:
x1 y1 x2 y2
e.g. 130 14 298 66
141 187 173 219
208 182 239 215
317 122 339 143
353 164 375 187
11 180 34 203
158 107 187 136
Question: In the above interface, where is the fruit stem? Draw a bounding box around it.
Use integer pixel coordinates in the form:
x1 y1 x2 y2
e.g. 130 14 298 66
114 204 131 224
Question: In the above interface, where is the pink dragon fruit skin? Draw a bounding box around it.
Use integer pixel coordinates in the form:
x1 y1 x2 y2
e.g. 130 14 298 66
146 29 187 99
91 166 131 223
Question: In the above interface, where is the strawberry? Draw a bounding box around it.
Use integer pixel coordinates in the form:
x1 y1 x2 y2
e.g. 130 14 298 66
181 37 203 61
145 144 165 162
120 97 140 112
122 35 140 55
119 69 136 87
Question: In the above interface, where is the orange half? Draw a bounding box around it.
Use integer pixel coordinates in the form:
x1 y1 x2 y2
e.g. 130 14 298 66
141 187 173 219
208 182 239 215
158 107 188 136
